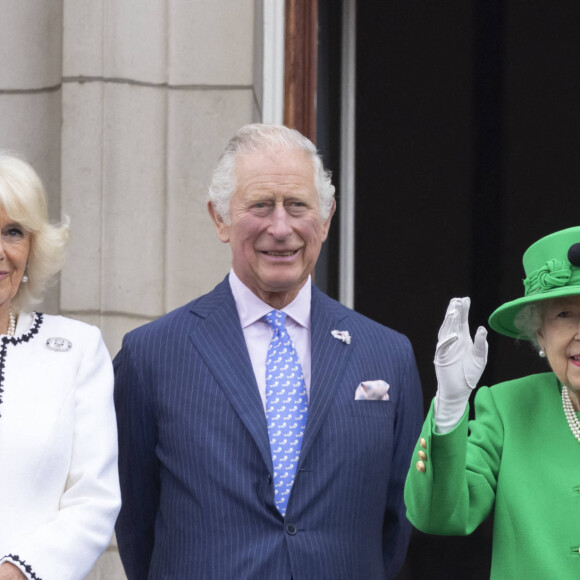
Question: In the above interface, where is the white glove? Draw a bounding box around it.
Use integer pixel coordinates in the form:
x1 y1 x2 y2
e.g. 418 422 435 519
434 297 488 433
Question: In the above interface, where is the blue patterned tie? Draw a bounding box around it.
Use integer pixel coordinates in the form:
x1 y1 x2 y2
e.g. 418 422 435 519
264 310 308 516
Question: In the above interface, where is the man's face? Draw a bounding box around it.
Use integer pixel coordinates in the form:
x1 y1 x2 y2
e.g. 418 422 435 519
209 148 335 308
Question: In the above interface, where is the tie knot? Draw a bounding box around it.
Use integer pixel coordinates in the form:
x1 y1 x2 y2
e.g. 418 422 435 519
264 309 286 330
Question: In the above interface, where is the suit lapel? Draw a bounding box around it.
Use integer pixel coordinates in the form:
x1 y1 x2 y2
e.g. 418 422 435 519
187 281 354 475
188 279 273 472
297 286 353 469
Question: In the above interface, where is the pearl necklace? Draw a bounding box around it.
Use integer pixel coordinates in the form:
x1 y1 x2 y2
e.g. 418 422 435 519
562 386 580 443
5 310 15 337
0 309 16 337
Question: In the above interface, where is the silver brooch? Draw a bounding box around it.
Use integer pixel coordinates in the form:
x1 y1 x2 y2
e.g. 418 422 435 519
46 337 72 352
331 330 351 344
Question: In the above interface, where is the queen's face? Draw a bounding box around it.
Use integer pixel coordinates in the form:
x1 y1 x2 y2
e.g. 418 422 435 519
537 296 580 406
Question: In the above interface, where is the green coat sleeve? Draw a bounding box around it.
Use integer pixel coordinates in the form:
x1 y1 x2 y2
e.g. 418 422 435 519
404 387 502 535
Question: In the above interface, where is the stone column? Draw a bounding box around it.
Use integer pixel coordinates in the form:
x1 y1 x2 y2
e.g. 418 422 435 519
61 0 259 356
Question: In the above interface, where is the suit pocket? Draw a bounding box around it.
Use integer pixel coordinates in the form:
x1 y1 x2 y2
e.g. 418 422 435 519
349 400 392 418
340 400 394 462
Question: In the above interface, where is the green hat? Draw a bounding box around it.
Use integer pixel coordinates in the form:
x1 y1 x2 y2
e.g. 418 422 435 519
488 226 580 339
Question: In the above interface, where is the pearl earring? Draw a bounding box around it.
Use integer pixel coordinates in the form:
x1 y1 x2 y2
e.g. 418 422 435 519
539 349 546 358
22 274 28 283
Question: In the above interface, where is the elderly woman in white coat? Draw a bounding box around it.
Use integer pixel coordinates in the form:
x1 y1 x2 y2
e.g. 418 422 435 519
0 154 120 580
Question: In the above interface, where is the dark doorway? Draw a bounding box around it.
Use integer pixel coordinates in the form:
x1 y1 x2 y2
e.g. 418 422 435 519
351 1 580 578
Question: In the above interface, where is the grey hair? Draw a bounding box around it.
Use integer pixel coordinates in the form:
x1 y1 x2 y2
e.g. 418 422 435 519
513 302 546 350
208 123 335 224
0 152 70 313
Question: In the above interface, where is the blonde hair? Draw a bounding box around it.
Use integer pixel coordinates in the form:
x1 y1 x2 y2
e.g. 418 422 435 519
0 152 70 312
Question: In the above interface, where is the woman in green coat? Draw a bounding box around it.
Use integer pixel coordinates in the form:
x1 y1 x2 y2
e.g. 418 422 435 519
405 226 580 578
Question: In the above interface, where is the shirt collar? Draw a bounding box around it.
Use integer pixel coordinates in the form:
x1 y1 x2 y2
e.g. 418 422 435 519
228 269 311 330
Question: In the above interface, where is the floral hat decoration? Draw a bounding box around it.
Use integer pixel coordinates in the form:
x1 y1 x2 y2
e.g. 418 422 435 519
488 226 580 339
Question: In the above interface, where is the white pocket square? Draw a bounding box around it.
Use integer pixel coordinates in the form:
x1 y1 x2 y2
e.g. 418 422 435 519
354 380 390 401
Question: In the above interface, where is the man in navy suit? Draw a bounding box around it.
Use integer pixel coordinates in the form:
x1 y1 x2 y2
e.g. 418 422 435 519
114 124 423 579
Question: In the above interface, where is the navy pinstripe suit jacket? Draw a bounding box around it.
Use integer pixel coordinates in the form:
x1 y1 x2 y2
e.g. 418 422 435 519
114 277 423 579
